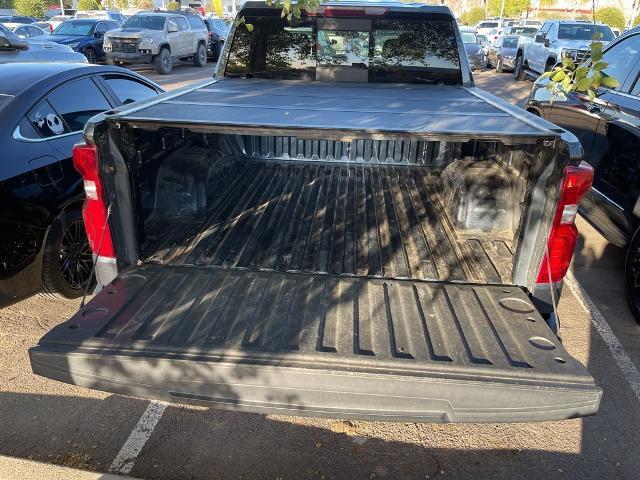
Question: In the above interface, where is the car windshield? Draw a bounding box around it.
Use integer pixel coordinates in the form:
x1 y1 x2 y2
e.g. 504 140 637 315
226 14 462 85
502 37 518 48
461 31 478 44
510 26 537 36
209 19 228 33
480 22 498 28
123 15 166 30
52 21 94 35
558 24 614 41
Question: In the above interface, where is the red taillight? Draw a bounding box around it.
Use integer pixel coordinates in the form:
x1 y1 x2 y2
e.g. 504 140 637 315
536 161 593 283
72 144 115 258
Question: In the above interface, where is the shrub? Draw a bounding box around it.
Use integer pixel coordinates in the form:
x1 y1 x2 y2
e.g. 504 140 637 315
136 0 154 8
77 0 101 10
594 7 625 30
487 0 531 18
461 7 486 26
14 0 48 18
166 1 181 10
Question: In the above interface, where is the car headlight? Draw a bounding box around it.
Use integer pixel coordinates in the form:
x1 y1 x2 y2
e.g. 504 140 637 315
140 37 154 44
561 48 576 60
68 42 79 49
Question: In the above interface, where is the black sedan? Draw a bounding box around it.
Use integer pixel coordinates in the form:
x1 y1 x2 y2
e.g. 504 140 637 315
203 17 229 61
0 63 162 307
526 27 640 321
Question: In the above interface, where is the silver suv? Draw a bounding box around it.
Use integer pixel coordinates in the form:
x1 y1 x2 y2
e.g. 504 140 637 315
104 12 208 74
514 20 615 79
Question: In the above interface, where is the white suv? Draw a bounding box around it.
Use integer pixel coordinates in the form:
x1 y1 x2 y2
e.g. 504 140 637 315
104 12 208 74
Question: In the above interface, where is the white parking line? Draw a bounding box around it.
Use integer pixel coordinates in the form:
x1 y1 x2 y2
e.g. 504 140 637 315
108 401 168 475
566 270 640 402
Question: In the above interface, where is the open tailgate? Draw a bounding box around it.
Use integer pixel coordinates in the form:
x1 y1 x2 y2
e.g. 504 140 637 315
30 265 601 422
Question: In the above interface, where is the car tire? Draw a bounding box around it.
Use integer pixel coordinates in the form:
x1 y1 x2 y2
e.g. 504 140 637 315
496 58 503 73
153 47 172 75
545 59 556 72
212 41 222 62
41 209 93 299
514 56 526 81
194 42 207 67
84 47 98 64
625 228 640 324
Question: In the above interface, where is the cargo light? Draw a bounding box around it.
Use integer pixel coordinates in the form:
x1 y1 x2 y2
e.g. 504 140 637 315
72 144 115 258
536 161 593 284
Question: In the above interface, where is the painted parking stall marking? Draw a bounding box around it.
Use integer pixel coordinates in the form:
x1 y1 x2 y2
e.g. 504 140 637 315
109 401 168 475
566 270 640 403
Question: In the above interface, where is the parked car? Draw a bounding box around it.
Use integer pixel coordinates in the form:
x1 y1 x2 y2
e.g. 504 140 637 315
49 19 121 63
460 26 485 70
503 25 538 39
487 34 519 72
31 1 601 424
526 27 640 322
2 23 47 39
474 19 500 36
48 14 74 31
485 27 504 44
0 15 38 25
0 62 162 307
203 17 229 60
515 20 615 80
75 10 126 24
0 24 86 63
104 12 208 74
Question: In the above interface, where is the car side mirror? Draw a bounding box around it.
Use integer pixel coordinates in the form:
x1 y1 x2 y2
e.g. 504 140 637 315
544 38 550 48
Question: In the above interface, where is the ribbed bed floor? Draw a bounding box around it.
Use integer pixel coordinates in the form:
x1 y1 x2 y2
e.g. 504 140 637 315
142 160 514 284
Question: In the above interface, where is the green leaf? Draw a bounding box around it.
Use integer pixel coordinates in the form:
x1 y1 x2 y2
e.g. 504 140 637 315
245 22 254 32
551 70 566 81
587 89 596 102
576 77 592 91
601 76 620 88
539 71 554 79
574 66 589 80
592 70 603 87
592 61 608 71
561 75 572 89
562 56 574 68
591 42 603 62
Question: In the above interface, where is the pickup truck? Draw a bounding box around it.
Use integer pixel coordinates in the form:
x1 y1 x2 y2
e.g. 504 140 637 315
514 20 615 80
30 1 602 423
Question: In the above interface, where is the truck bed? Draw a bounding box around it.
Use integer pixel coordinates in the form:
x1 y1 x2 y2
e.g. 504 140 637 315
141 160 513 284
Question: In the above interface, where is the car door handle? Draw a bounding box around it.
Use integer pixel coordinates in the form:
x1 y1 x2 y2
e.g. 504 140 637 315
586 103 602 113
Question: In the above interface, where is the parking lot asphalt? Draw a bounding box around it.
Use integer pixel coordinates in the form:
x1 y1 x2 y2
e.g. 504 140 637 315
2 67 640 480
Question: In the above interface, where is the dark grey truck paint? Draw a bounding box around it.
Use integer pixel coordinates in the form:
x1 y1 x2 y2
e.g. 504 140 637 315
30 2 601 422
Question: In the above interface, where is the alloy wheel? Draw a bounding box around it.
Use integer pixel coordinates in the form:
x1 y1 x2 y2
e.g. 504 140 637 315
59 219 92 290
